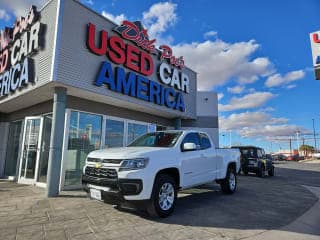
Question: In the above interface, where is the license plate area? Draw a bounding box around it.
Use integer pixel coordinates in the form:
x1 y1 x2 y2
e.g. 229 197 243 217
249 160 256 164
90 188 102 201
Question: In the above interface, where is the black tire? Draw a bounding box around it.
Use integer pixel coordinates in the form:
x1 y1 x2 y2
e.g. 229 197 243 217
257 164 265 178
147 174 177 218
268 166 275 176
243 169 248 175
220 167 237 194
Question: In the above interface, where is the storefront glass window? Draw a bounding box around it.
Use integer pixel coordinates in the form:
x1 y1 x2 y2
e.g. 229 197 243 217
148 124 157 132
127 123 148 144
105 119 124 148
4 121 22 176
65 111 102 186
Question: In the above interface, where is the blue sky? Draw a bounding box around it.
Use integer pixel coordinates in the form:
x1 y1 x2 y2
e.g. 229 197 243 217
0 0 319 152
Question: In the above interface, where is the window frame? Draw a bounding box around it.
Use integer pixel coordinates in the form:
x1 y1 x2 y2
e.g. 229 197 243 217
105 116 126 148
199 132 212 150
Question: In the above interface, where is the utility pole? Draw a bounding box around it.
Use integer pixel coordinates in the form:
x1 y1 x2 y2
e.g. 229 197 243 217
312 119 317 151
296 131 300 153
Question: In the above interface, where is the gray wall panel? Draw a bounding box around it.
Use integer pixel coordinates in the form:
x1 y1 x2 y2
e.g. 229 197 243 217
182 116 218 128
4 101 53 122
56 0 196 119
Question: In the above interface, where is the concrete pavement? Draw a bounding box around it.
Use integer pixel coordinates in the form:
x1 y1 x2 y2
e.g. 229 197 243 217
0 161 319 240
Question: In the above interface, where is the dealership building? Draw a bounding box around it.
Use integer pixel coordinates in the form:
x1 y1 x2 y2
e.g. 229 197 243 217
0 0 218 196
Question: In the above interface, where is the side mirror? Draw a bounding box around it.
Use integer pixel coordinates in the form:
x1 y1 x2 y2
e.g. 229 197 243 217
182 142 197 152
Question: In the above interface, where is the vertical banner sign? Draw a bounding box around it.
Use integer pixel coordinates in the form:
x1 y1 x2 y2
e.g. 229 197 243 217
310 31 320 80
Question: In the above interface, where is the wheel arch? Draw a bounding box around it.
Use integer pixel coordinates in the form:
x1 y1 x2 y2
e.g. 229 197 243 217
155 168 180 188
228 162 237 171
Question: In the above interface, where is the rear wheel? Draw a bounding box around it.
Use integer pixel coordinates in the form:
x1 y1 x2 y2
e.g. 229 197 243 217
220 167 237 194
147 174 177 218
268 166 275 176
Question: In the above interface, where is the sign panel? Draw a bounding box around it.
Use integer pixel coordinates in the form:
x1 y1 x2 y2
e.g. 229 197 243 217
0 6 44 97
310 31 320 80
86 20 189 112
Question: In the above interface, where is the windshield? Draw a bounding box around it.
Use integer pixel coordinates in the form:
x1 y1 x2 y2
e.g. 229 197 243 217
128 132 182 147
240 148 258 158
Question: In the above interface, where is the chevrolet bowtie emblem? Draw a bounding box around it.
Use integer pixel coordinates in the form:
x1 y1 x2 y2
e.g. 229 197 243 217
95 163 102 168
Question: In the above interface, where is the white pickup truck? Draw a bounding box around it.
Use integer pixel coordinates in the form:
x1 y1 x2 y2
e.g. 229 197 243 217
82 130 240 217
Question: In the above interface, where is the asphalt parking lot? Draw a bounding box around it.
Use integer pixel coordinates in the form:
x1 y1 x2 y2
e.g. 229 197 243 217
0 161 319 240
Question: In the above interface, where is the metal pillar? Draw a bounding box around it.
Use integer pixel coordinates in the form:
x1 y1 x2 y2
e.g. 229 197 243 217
46 87 66 197
174 118 181 130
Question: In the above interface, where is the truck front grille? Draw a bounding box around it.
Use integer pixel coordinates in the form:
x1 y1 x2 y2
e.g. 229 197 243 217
86 158 122 164
85 166 117 179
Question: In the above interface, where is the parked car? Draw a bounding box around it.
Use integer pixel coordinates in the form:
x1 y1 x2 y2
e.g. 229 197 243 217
286 155 299 161
272 154 286 161
265 154 274 161
232 146 274 177
82 130 240 217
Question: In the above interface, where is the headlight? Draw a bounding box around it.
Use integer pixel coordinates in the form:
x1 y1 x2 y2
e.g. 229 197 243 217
119 158 149 171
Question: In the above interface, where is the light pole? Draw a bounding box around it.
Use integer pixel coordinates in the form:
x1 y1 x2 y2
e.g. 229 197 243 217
229 130 232 148
312 119 317 151
295 131 300 152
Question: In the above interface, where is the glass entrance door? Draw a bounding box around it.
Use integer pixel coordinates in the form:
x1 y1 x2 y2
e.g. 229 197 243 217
19 117 43 184
37 114 52 183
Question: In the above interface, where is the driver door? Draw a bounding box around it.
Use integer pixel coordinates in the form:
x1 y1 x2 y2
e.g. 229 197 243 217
180 133 204 187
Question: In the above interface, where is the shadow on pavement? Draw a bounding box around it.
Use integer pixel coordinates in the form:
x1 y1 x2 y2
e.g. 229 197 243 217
118 167 320 236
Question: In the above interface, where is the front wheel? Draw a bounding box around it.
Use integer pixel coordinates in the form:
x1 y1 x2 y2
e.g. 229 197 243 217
220 167 237 194
268 166 275 176
147 174 177 218
257 164 265 178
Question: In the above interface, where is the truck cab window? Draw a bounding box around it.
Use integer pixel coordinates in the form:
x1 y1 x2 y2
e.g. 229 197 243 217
181 133 201 150
257 149 263 158
199 133 211 149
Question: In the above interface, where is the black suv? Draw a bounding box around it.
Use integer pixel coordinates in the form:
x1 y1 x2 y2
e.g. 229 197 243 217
232 146 274 177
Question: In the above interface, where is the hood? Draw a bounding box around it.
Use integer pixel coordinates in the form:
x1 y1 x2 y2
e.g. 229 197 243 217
87 146 169 159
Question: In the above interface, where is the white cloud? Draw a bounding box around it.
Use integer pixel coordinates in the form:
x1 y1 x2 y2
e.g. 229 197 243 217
220 111 288 131
237 57 274 84
204 30 217 39
217 93 224 100
86 0 94 5
219 92 275 112
101 11 126 25
0 9 10 21
220 111 309 139
142 2 177 44
286 84 296 89
227 85 245 94
260 107 275 112
265 70 305 88
101 2 177 45
0 0 47 17
239 125 308 138
172 40 274 90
